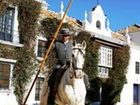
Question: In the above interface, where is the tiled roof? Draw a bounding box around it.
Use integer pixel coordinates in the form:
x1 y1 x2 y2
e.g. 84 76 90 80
117 24 140 35
40 9 82 29
112 32 126 41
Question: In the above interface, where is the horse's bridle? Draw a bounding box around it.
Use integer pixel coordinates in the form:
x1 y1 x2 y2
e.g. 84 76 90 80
68 47 85 79
72 47 85 70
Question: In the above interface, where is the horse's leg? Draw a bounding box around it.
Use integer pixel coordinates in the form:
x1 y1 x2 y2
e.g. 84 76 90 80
40 74 49 105
77 100 85 105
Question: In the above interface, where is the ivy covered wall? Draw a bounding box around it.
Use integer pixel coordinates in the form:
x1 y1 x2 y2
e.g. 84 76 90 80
101 45 130 105
12 0 41 104
0 0 19 60
0 44 17 59
0 0 16 15
74 31 99 80
0 0 41 104
0 1 130 105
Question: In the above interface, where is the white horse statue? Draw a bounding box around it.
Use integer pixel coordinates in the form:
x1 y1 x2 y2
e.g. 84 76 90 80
55 40 87 105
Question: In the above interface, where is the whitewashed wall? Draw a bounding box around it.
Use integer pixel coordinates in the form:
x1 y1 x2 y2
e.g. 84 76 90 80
117 42 140 105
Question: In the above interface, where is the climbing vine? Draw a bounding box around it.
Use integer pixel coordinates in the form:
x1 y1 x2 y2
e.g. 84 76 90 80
40 17 60 37
75 31 99 80
74 31 101 104
12 0 41 104
0 44 17 59
0 0 12 16
101 45 130 105
40 17 73 38
0 0 18 16
40 17 74 69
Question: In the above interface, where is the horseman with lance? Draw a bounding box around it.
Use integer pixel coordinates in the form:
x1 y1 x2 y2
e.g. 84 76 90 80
48 28 73 104
40 28 90 105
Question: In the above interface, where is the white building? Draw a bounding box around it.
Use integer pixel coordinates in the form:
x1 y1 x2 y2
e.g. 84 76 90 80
0 1 81 105
0 1 48 105
83 4 126 79
0 5 23 105
83 4 140 105
0 1 140 105
116 25 140 105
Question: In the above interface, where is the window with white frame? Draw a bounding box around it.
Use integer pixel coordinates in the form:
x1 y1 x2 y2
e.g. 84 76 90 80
98 45 113 78
37 40 47 57
0 62 11 89
0 7 15 42
35 77 44 101
98 45 113 68
135 62 140 74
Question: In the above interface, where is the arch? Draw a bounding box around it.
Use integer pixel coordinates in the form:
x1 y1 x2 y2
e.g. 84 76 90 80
96 20 101 29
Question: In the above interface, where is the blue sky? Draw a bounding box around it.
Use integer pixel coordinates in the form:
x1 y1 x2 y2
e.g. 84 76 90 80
47 0 140 31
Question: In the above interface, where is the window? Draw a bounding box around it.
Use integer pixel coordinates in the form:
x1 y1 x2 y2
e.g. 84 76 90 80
37 40 47 57
0 62 10 89
99 45 113 68
96 20 101 29
0 7 15 42
35 77 44 101
135 62 140 74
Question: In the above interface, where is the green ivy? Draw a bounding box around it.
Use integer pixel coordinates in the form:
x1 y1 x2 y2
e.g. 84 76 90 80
0 0 18 16
40 17 73 38
13 47 36 104
101 45 130 105
0 44 17 59
75 31 99 80
40 17 60 37
75 31 101 104
18 0 41 44
12 0 41 104
0 0 10 15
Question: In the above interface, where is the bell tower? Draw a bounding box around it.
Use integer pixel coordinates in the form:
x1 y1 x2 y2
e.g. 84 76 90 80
83 4 112 37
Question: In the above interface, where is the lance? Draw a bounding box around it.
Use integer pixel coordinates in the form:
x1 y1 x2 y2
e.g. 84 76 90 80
23 0 73 104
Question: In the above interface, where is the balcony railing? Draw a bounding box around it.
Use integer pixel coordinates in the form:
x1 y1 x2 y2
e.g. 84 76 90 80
98 67 109 78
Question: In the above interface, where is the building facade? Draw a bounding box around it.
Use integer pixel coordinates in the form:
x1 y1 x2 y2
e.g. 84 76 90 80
0 1 80 105
83 4 126 79
0 1 140 105
0 5 23 105
116 25 140 105
0 1 48 105
83 4 140 105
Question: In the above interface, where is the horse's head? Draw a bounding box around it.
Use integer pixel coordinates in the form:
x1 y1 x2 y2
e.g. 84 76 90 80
72 40 86 78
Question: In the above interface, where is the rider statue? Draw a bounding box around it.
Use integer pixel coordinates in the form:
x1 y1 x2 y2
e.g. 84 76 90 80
40 28 90 105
